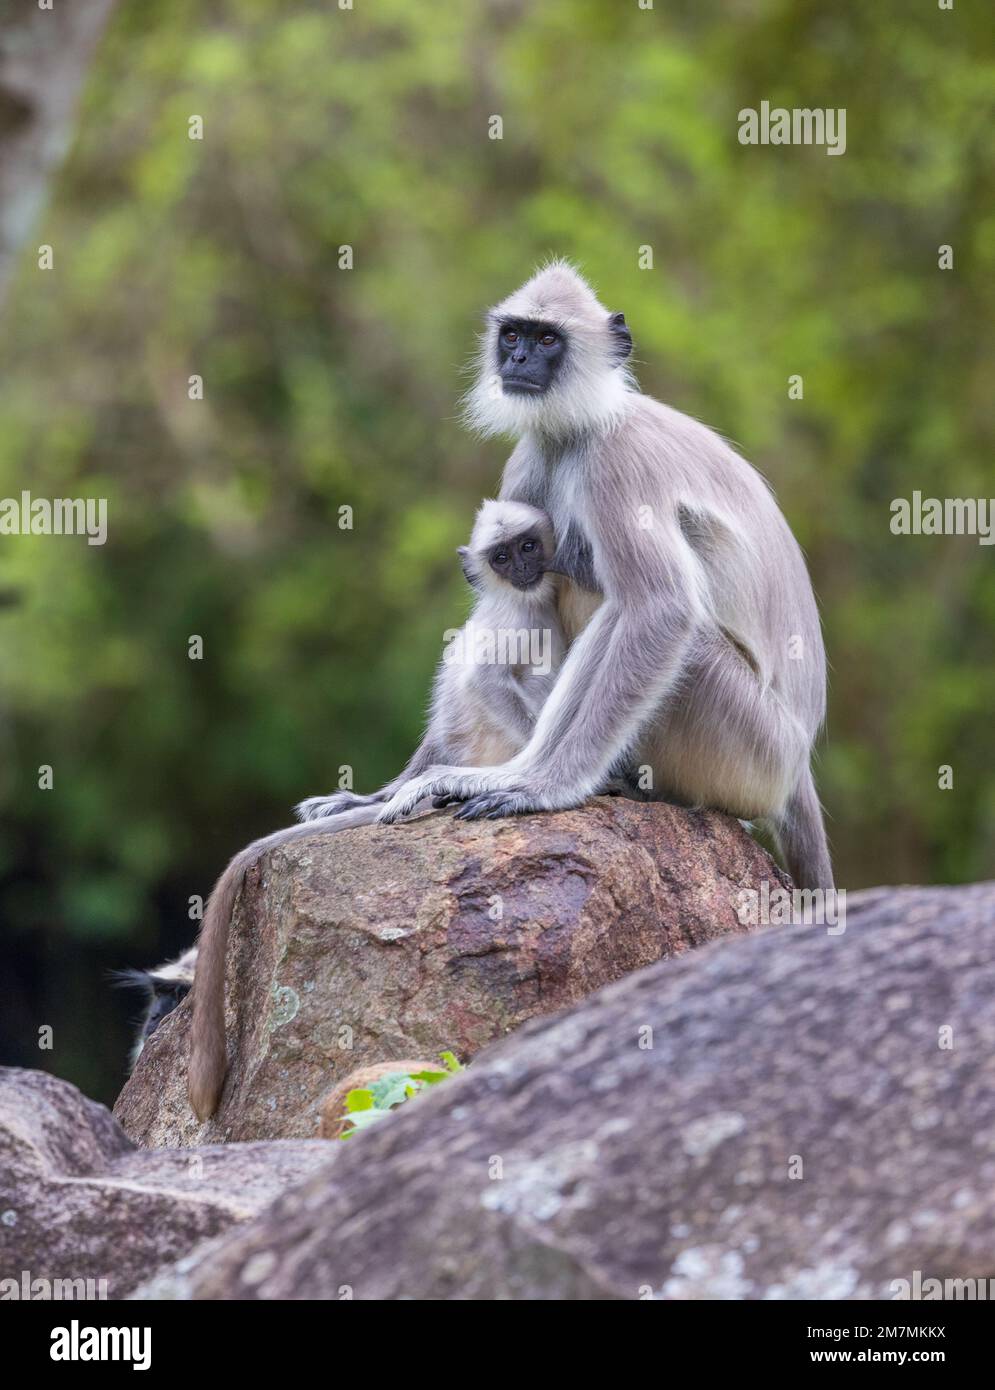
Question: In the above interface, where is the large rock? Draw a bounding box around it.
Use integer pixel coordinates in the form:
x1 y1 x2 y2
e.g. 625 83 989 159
0 1068 334 1299
134 883 995 1300
115 799 784 1146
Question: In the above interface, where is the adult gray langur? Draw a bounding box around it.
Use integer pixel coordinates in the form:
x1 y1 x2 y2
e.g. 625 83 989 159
375 260 833 892
189 500 567 1120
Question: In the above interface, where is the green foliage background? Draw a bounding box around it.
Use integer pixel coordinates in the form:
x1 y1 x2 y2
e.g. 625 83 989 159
1 0 992 1101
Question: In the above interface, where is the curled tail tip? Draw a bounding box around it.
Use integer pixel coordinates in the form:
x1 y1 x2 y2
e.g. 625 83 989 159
188 1027 226 1120
188 1067 222 1122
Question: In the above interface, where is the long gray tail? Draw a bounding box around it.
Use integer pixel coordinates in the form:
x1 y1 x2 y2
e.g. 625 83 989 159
188 803 383 1120
770 766 834 891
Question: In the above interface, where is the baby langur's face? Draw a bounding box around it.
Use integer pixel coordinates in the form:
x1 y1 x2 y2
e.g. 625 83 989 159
487 530 547 590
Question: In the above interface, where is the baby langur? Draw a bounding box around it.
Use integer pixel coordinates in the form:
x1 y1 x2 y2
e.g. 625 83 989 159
294 500 563 825
115 946 197 1071
449 498 567 754
189 500 564 1121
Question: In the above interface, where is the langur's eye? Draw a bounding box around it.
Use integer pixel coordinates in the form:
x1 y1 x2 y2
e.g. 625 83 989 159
494 551 509 564
504 331 519 345
539 333 557 346
521 540 537 553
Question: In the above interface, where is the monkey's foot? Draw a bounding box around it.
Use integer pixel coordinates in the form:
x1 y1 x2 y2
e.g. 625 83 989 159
295 791 378 822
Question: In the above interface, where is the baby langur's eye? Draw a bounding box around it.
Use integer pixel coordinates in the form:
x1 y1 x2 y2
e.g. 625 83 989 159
521 540 537 553
538 333 557 346
494 551 509 564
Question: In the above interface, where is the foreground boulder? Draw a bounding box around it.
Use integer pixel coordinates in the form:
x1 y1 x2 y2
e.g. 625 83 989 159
0 1068 334 1299
135 882 995 1300
115 799 783 1145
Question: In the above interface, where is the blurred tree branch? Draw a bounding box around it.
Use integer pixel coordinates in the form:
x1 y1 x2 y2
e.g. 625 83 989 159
0 0 118 310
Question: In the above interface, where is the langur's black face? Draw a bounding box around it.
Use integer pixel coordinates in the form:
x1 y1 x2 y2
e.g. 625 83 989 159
496 319 566 396
488 531 547 589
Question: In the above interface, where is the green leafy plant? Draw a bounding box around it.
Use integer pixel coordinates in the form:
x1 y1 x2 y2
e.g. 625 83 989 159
339 1052 464 1139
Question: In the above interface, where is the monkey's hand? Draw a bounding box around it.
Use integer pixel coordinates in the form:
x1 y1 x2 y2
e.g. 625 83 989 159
295 791 380 822
377 767 493 823
378 766 571 824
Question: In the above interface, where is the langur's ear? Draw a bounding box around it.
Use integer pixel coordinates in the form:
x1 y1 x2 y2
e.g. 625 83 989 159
608 311 633 362
457 546 481 589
